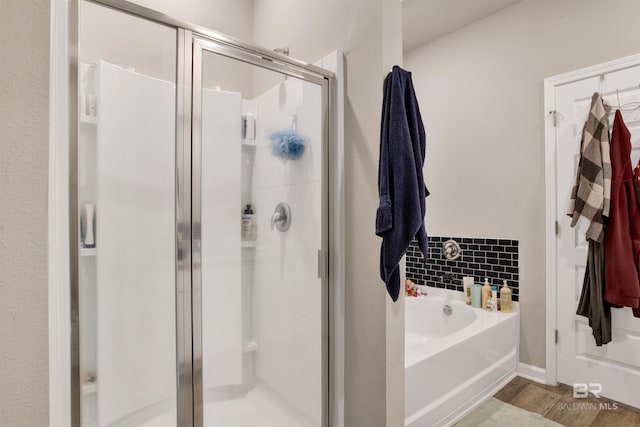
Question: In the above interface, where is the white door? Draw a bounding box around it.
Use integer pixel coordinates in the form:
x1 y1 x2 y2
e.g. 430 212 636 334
554 64 640 407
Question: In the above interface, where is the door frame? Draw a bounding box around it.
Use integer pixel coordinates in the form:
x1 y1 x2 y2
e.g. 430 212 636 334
53 0 343 425
544 52 640 387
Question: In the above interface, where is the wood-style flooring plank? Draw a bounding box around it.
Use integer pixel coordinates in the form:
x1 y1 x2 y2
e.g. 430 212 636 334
508 383 563 415
590 405 640 427
543 390 600 427
493 376 530 403
492 376 640 427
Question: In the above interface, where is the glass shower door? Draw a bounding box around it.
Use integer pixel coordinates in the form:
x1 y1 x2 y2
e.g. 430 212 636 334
74 4 332 425
193 39 328 426
77 3 178 426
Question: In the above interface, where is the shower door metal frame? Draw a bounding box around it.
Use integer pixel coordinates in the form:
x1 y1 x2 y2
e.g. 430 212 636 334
70 1 336 426
191 35 332 427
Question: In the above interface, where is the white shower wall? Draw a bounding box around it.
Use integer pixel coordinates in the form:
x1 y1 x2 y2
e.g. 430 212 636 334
254 77 322 424
95 61 176 427
92 62 243 425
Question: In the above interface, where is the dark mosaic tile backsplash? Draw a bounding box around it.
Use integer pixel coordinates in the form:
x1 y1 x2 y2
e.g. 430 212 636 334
406 236 519 301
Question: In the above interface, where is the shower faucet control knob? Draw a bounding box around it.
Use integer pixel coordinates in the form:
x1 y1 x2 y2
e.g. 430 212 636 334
271 202 291 232
443 239 462 260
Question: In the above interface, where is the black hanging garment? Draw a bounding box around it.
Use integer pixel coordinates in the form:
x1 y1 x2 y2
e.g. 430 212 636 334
376 66 429 301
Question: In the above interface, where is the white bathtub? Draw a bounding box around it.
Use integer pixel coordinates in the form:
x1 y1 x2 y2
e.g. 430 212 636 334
405 288 519 427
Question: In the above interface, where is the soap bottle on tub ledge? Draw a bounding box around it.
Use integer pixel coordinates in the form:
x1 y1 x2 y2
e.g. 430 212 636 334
462 277 473 305
481 278 491 309
500 280 512 313
490 286 498 312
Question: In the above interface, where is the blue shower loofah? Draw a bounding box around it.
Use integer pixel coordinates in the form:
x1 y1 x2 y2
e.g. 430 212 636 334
268 128 306 160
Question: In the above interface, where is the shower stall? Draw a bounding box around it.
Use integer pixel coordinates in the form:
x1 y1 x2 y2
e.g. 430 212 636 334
70 1 339 426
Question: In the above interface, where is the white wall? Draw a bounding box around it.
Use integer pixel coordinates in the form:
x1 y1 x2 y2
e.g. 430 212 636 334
254 1 404 425
0 0 50 425
404 0 640 369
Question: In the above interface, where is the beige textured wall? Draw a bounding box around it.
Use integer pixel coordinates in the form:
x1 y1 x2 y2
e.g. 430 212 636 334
132 0 254 39
0 0 51 425
404 0 640 368
253 1 404 425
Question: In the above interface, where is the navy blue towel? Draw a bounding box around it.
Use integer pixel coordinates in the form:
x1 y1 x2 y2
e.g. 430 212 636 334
376 66 429 301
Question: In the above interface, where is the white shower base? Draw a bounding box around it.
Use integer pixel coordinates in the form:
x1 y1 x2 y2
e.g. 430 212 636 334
139 383 317 427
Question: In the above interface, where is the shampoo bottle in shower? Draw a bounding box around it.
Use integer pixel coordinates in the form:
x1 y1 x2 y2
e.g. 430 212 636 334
82 204 96 248
482 278 491 309
500 280 512 313
241 204 255 241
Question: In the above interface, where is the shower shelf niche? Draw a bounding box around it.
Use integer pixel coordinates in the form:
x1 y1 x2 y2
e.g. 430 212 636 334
82 381 97 395
239 98 259 393
243 340 258 353
80 114 97 125
80 247 97 257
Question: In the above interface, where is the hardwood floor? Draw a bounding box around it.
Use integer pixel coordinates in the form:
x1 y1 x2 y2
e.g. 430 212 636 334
493 376 640 426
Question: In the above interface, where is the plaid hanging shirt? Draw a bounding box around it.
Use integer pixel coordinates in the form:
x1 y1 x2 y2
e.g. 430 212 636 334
567 92 611 243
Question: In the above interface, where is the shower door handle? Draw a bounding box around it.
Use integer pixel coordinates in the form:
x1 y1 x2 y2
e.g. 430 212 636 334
317 250 328 280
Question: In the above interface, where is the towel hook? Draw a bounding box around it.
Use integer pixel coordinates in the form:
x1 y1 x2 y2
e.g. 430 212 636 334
616 89 621 107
